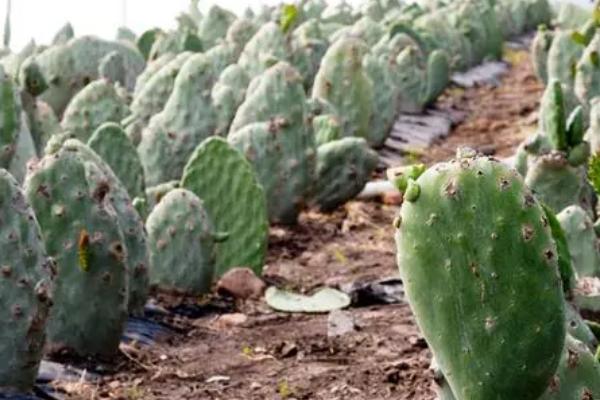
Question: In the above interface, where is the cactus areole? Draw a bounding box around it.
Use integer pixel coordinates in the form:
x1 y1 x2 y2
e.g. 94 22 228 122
395 151 565 400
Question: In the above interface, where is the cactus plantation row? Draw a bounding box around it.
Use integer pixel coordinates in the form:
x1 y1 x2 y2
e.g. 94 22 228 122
0 0 586 397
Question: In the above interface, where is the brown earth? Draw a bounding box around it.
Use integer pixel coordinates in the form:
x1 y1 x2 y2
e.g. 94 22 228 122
58 48 543 400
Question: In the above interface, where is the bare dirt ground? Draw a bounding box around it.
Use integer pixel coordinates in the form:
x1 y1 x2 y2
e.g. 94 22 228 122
59 48 543 400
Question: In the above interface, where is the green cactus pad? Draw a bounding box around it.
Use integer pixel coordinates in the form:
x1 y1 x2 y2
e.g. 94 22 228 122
61 79 130 142
137 53 218 186
88 122 145 200
181 137 268 276
62 139 150 316
396 152 565 400
238 22 289 78
557 205 600 278
312 137 378 212
24 146 128 356
312 37 373 140
0 169 52 391
147 188 216 294
525 152 593 215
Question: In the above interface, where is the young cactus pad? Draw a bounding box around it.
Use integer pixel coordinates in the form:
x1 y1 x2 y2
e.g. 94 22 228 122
146 189 216 294
395 151 565 400
0 169 53 392
181 137 268 276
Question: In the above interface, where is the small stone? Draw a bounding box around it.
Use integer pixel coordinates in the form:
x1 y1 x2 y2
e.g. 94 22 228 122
327 310 356 338
217 267 266 300
211 313 248 330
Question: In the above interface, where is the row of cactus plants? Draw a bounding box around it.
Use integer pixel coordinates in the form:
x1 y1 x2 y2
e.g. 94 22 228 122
389 3 600 399
0 0 554 394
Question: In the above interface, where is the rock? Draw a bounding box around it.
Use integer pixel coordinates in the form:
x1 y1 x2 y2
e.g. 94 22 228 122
211 313 249 330
327 310 357 338
216 267 266 300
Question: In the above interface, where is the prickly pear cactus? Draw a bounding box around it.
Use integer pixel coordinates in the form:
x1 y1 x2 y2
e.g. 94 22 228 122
539 335 600 399
225 18 258 56
525 152 593 215
395 151 565 400
531 26 553 84
52 22 74 46
24 145 128 356
28 36 145 116
587 97 600 154
557 205 600 278
238 22 289 78
145 180 179 214
289 19 328 89
146 189 216 294
181 137 268 276
312 37 373 140
137 28 162 61
55 139 149 316
363 54 397 148
21 96 60 156
137 53 218 186
546 30 586 92
229 62 315 224
0 66 22 169
127 52 192 144
575 31 600 107
61 79 130 142
98 51 126 87
211 64 250 136
8 112 36 182
313 114 341 146
198 5 236 49
312 137 377 212
133 53 175 99
18 57 48 98
0 169 53 392
147 30 203 61
88 122 145 200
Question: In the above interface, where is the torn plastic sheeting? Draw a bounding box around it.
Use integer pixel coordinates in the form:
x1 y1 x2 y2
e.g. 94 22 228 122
339 277 405 307
122 317 176 346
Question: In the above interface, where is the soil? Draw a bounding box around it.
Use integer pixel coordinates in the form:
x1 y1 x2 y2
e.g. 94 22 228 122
57 48 543 400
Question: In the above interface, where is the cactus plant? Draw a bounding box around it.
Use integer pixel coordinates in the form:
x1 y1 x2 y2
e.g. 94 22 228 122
531 26 553 84
0 169 53 392
395 150 565 400
211 64 250 136
238 22 288 78
557 205 600 278
51 139 150 317
539 335 600 399
52 23 74 46
525 152 593 215
229 62 315 224
133 53 175 99
24 144 129 357
312 137 378 212
312 37 373 141
88 122 145 200
146 188 217 294
26 36 145 116
138 53 218 186
126 51 192 145
61 79 130 142
0 66 22 170
98 51 126 87
546 30 586 94
575 30 600 107
197 6 237 50
181 137 268 276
